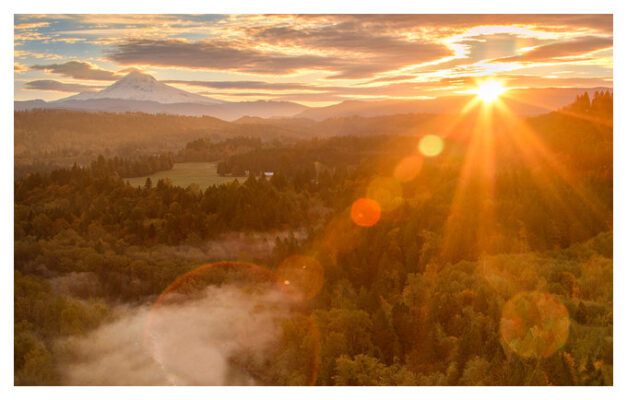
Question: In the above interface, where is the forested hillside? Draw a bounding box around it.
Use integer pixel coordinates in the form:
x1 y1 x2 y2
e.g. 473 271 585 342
14 109 444 174
14 93 613 385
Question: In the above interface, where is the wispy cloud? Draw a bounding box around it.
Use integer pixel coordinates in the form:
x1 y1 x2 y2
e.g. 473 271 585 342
14 62 29 72
166 80 323 91
494 36 613 63
14 14 613 103
24 79 102 93
107 35 451 79
14 22 50 30
30 61 119 81
107 39 340 75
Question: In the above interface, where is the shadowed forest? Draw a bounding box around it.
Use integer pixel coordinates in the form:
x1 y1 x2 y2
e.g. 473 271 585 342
14 92 613 385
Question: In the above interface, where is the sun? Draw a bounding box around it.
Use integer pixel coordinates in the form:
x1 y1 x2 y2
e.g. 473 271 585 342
475 79 506 103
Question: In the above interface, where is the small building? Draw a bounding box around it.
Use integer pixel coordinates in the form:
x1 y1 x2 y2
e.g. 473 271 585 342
263 171 274 177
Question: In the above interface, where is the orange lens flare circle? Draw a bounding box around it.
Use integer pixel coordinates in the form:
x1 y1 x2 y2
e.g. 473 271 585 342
276 255 324 300
143 261 320 385
350 198 382 227
394 155 424 182
500 291 570 359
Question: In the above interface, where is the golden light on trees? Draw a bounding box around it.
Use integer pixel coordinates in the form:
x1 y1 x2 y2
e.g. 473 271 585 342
367 177 403 212
394 155 423 182
277 255 324 300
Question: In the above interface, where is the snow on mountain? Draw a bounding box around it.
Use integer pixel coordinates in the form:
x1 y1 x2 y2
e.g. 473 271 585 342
15 70 310 120
57 70 224 105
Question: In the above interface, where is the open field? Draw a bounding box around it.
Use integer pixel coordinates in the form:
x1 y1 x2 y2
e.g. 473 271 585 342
126 162 240 190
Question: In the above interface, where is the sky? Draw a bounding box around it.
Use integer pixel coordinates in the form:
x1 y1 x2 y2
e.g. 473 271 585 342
14 14 613 106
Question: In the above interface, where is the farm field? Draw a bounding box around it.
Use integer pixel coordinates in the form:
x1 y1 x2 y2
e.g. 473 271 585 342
126 162 240 190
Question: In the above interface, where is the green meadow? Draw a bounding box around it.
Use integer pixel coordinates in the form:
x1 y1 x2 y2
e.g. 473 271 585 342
126 162 240 190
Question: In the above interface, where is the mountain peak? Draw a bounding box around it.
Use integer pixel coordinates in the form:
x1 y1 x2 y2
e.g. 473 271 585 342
119 70 158 83
58 70 224 105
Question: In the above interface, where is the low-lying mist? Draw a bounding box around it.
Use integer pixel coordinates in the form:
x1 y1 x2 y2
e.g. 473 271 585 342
55 285 300 385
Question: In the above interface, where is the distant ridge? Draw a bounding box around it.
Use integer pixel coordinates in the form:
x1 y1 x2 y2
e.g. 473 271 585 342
294 87 613 120
59 70 224 105
14 71 309 121
15 73 611 122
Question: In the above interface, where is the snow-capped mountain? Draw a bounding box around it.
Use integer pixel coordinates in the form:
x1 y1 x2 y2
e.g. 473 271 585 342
58 70 224 105
15 70 309 120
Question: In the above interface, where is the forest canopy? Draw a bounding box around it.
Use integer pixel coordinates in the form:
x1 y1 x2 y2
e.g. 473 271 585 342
14 92 613 385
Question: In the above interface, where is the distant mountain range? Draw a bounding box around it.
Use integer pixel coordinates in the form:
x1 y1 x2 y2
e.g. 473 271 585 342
15 71 307 121
63 70 224 105
294 87 613 120
15 71 611 121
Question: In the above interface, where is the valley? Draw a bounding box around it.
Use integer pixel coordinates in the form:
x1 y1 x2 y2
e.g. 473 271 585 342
12 13 614 388
14 92 614 385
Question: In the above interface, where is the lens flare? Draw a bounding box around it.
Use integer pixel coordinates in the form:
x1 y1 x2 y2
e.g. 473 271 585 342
394 155 424 182
419 135 444 157
367 177 403 212
317 213 361 261
477 258 517 297
500 291 570 358
144 261 320 385
350 198 382 227
277 255 324 300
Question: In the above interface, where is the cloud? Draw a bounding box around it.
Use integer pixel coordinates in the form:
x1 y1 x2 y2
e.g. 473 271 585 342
165 80 316 91
167 78 423 98
292 14 613 34
50 37 86 44
13 14 614 102
103 16 611 81
251 24 440 55
14 50 64 61
14 22 50 30
248 24 453 78
364 75 419 84
415 74 612 90
497 74 612 88
30 61 119 81
14 31 51 42
56 285 306 385
107 39 340 75
24 80 102 93
199 91 350 102
107 34 451 79
14 62 28 72
166 72 613 103
494 36 613 63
